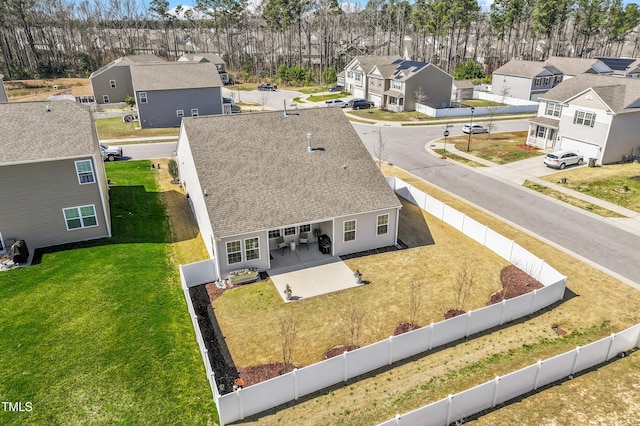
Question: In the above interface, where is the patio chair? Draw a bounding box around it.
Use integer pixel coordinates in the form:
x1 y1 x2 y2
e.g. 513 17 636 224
299 232 310 250
276 236 288 255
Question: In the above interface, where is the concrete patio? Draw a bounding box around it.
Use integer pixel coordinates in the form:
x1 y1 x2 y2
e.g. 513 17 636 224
269 244 364 302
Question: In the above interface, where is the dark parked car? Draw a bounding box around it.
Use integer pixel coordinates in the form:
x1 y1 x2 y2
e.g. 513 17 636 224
348 99 374 110
328 85 344 92
258 83 276 91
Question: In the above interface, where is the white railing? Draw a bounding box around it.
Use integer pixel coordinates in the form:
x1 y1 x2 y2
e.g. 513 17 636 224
182 176 567 425
378 323 640 426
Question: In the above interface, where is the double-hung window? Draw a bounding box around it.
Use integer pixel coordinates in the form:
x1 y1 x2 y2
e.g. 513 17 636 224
63 205 97 230
109 80 116 88
284 226 296 236
392 80 402 90
176 110 184 117
574 110 596 127
268 229 281 239
226 240 242 264
75 160 95 184
299 224 311 233
377 214 389 235
344 220 356 242
191 108 199 117
545 103 562 117
139 92 147 103
245 237 260 261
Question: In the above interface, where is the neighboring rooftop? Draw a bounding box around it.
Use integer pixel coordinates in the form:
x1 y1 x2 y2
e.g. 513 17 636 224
180 108 402 237
179 53 225 64
493 59 561 77
0 101 97 164
540 74 640 113
90 54 165 78
130 62 223 91
545 56 612 76
352 55 403 73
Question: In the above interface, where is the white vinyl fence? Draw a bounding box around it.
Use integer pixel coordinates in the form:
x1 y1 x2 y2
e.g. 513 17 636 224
378 323 640 426
179 267 220 402
181 176 567 425
417 91 538 118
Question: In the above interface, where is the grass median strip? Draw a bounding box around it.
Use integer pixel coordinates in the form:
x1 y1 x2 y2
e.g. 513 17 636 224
523 180 625 218
434 149 487 167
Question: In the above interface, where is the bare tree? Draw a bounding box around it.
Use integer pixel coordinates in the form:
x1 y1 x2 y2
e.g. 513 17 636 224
373 127 387 169
346 308 364 348
413 85 428 117
484 106 499 139
258 90 270 111
279 315 297 373
499 84 511 104
454 263 474 313
407 280 423 328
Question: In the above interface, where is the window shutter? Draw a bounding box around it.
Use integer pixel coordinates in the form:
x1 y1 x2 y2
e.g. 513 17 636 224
573 111 578 124
590 114 596 127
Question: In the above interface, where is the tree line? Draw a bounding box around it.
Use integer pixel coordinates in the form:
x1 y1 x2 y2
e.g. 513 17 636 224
1 0 639 82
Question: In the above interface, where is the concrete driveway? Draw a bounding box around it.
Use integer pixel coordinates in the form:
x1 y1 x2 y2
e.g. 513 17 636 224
481 154 560 185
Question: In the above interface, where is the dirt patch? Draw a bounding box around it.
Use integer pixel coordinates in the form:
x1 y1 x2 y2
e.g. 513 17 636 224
516 144 540 151
486 265 544 305
237 363 299 387
444 309 466 319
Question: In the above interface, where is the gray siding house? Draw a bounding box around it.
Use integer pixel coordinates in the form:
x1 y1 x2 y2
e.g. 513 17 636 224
368 59 452 111
343 56 402 99
527 75 640 164
0 101 111 254
178 53 230 84
130 62 224 129
492 60 564 101
176 108 402 278
90 54 164 104
0 74 7 103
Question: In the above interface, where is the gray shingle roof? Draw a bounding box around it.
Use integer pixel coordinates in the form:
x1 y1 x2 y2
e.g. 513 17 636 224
130 62 222 91
90 54 165 78
540 74 640 113
0 101 97 164
493 60 560 78
354 55 403 73
180 108 402 237
545 56 612 76
179 53 225 65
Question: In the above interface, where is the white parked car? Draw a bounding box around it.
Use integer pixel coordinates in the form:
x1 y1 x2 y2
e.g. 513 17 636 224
100 144 123 162
325 99 346 108
543 150 584 169
462 124 487 134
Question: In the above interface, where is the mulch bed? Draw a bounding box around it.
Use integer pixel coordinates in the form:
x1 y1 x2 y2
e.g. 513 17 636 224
487 265 544 305
323 344 360 359
444 308 466 319
339 239 408 260
237 363 299 387
393 322 420 335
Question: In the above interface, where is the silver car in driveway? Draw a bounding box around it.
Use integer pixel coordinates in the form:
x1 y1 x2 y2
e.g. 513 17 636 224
543 149 584 169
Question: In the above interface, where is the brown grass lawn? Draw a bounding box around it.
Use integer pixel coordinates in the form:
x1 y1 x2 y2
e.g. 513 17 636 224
447 131 544 164
5 77 92 101
157 162 640 425
540 163 640 213
215 168 640 425
214 198 509 368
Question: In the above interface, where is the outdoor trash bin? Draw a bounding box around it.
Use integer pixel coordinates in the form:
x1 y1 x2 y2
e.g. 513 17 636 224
588 158 596 167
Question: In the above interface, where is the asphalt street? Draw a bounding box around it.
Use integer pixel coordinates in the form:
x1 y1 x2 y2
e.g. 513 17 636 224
354 121 640 286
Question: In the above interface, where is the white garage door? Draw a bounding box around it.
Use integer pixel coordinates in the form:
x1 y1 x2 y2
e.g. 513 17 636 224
370 94 382 107
353 88 365 99
560 137 600 161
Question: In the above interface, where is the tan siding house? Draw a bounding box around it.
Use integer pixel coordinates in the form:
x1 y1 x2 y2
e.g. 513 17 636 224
176 108 402 278
0 101 111 254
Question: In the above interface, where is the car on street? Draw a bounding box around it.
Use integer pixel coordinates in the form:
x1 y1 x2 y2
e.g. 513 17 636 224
348 99 374 110
462 124 487 134
543 149 584 169
258 83 276 91
100 144 123 162
325 99 346 108
328 85 344 92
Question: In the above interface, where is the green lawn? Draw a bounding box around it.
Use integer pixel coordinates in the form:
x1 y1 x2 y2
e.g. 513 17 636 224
95 118 180 140
0 161 217 425
306 93 344 102
349 109 432 121
462 99 506 107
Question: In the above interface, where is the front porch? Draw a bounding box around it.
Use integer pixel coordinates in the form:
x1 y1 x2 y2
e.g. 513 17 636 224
527 116 559 149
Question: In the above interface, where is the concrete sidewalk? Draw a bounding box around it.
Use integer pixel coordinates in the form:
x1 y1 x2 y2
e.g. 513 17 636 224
100 135 178 144
426 141 640 236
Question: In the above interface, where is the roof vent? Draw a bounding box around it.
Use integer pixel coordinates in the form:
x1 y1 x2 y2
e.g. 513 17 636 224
46 104 51 112
307 133 312 153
